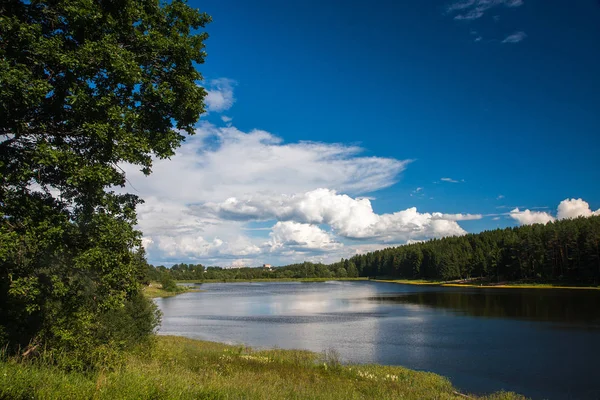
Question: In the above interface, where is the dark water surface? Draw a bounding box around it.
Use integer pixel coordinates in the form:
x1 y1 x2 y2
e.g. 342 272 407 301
155 281 600 399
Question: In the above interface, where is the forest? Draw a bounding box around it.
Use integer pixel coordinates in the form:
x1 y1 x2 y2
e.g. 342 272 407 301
151 215 600 284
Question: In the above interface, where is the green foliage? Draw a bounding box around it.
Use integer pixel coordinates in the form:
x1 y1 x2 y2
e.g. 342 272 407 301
148 261 367 282
159 272 178 292
0 0 210 367
343 216 600 284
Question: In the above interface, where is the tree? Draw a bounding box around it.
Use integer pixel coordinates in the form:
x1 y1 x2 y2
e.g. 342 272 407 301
346 260 358 278
0 0 210 366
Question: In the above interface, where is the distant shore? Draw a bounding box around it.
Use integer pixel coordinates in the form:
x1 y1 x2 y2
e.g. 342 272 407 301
149 277 600 294
143 282 201 298
373 278 600 290
175 277 369 284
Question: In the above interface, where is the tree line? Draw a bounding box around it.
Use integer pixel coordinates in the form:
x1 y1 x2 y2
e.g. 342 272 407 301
152 216 600 285
146 260 359 282
336 215 600 283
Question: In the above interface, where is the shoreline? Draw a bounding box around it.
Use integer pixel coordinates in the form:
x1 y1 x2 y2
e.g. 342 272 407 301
373 278 600 290
175 277 369 284
144 282 201 298
171 277 600 290
0 334 525 399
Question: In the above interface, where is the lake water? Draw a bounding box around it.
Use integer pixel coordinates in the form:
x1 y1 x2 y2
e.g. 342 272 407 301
155 281 600 400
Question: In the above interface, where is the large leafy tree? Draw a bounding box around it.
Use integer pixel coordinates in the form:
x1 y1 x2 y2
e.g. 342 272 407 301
0 0 210 364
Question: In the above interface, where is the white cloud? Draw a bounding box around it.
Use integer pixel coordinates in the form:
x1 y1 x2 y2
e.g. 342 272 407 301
228 259 254 268
448 0 523 19
121 122 412 264
151 234 261 259
557 198 600 220
124 122 408 204
509 208 555 225
221 115 233 123
497 195 505 200
447 0 477 12
455 9 484 20
203 78 236 113
509 198 600 226
434 213 483 221
268 221 342 252
502 31 527 43
208 188 471 242
410 187 424 197
441 177 460 183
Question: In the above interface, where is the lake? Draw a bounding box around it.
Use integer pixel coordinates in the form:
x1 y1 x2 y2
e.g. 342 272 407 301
155 281 600 399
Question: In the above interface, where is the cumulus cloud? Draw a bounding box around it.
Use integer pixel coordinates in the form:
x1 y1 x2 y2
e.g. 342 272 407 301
207 188 472 242
120 122 411 264
116 116 499 265
557 198 600 220
509 208 556 225
510 198 600 226
151 234 261 259
268 221 342 252
203 78 236 113
502 31 527 43
124 122 408 204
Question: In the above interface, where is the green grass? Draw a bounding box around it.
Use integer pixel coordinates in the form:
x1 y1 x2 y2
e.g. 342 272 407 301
0 336 525 400
143 282 200 298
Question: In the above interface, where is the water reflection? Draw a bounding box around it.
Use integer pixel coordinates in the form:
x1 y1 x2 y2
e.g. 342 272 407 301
366 288 600 327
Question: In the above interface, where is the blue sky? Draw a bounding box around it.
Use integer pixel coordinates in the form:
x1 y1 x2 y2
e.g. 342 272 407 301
132 0 600 266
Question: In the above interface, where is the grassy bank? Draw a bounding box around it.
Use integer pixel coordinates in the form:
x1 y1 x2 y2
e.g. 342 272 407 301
143 282 200 298
375 278 600 290
0 335 524 400
176 277 369 284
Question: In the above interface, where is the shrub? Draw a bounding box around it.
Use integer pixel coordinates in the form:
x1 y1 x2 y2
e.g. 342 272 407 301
160 273 179 292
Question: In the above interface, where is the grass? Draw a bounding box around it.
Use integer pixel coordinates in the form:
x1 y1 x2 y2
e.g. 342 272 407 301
0 336 526 400
143 282 200 298
375 278 600 290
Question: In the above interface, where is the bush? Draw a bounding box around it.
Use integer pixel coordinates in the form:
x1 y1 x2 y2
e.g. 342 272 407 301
160 273 178 292
38 290 161 372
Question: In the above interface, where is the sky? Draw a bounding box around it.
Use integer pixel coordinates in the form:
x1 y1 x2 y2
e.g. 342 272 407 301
128 0 600 267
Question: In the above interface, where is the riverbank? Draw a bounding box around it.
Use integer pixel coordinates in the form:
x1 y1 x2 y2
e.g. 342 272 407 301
0 335 524 400
176 277 369 284
374 278 600 290
174 277 600 290
143 282 200 298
